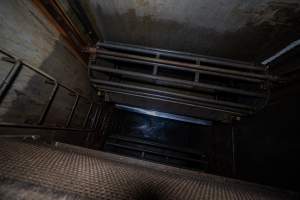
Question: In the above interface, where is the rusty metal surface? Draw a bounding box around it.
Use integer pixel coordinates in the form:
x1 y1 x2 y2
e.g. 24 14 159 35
0 139 298 200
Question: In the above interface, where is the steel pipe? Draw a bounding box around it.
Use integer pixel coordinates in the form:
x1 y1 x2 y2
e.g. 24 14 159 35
90 65 266 98
99 42 265 72
94 86 251 116
97 54 264 83
90 79 253 110
90 48 277 81
92 87 253 117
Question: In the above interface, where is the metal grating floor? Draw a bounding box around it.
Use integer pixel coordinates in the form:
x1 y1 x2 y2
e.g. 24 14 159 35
0 139 298 200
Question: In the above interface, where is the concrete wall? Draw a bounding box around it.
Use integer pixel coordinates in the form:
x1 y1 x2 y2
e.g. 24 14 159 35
0 0 95 132
83 0 300 62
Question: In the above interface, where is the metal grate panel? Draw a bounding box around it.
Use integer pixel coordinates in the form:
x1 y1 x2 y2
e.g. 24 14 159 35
0 139 297 200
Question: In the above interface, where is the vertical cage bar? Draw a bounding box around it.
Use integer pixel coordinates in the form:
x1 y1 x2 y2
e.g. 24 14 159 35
0 60 22 104
66 94 79 127
90 105 100 129
83 103 93 128
93 104 103 129
38 83 59 125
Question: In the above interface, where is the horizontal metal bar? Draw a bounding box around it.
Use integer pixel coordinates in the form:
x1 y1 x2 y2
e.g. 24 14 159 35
58 84 91 101
90 65 266 98
109 135 204 156
98 54 263 83
0 49 14 59
99 42 265 72
0 122 95 132
92 48 277 81
2 57 56 81
261 39 300 65
93 85 251 116
96 87 250 117
106 142 208 165
116 104 212 126
90 79 253 110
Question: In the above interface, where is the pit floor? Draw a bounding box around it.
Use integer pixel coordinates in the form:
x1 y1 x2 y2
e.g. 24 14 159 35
0 139 298 200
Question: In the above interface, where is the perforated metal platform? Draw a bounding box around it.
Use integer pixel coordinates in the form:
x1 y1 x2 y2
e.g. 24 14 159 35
0 139 298 200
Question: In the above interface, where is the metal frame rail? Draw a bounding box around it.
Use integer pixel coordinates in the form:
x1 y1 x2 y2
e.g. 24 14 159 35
105 139 208 166
0 49 100 133
106 142 208 165
86 43 278 117
109 134 206 158
100 42 266 72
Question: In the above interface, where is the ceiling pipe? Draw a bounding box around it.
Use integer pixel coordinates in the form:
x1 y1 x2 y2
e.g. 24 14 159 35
262 39 300 65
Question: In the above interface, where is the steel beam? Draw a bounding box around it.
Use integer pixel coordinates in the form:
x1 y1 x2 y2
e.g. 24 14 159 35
95 87 249 116
92 85 253 116
89 48 276 81
109 135 205 156
97 54 264 83
90 79 253 110
90 65 266 98
106 142 208 165
99 42 265 72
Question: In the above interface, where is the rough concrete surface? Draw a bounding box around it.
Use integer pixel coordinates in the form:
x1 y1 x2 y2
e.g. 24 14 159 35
83 0 300 62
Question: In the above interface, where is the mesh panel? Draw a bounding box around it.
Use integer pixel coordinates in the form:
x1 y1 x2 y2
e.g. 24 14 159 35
0 140 297 200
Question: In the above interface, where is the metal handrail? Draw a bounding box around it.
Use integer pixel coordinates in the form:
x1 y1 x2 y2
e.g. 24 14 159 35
0 48 100 133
